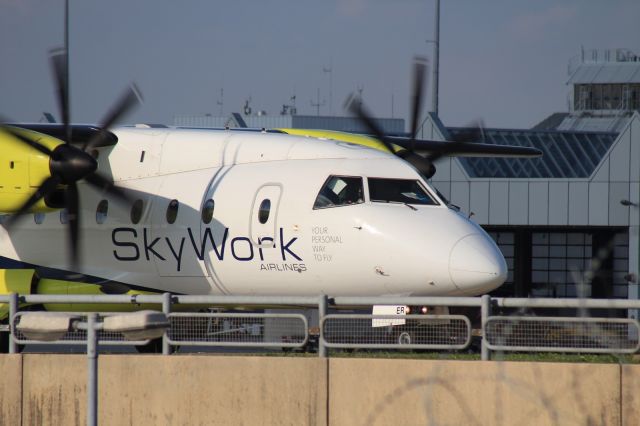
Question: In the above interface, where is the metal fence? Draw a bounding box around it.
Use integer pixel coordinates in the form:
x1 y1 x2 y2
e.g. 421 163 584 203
167 312 308 348
321 314 471 350
485 316 640 354
3 293 640 359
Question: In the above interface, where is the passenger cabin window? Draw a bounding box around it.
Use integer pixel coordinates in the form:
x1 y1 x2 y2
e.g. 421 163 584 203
368 178 438 206
34 213 45 225
131 200 144 224
258 199 271 224
166 199 179 224
313 176 364 209
96 200 109 224
202 199 215 224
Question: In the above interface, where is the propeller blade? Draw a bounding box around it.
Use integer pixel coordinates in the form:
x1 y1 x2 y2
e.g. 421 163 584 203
344 93 396 153
66 183 80 268
2 175 62 230
344 58 538 179
0 123 53 156
425 145 457 165
409 57 427 146
49 48 70 144
83 84 143 152
450 120 485 143
84 172 132 205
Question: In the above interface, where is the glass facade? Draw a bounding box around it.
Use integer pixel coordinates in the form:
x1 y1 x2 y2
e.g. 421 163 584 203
487 231 515 297
530 232 593 298
453 129 617 178
612 232 630 298
574 83 640 110
488 229 629 299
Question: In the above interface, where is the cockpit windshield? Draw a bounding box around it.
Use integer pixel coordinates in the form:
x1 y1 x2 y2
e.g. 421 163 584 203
313 176 364 209
368 178 438 205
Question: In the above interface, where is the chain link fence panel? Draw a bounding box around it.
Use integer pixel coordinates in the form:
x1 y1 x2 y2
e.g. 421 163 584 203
167 313 308 348
321 314 471 350
485 316 640 353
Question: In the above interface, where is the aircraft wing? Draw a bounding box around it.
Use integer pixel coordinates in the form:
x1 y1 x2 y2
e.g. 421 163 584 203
278 128 541 159
386 136 542 158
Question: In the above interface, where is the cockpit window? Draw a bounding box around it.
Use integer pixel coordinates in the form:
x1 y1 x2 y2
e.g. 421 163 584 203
368 178 438 205
313 176 364 209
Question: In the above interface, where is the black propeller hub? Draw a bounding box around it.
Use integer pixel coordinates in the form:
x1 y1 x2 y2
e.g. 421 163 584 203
345 57 440 179
0 46 140 269
50 144 98 184
398 151 437 179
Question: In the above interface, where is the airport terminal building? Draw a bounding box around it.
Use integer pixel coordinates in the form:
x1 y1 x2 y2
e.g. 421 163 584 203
175 48 640 306
423 112 639 302
421 48 640 304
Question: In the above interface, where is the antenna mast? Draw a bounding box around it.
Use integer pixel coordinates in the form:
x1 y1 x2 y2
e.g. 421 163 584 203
310 88 325 116
391 92 394 118
431 0 440 116
216 88 224 115
64 0 71 142
323 62 333 115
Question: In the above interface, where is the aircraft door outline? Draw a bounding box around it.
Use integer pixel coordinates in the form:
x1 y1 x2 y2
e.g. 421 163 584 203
249 183 282 247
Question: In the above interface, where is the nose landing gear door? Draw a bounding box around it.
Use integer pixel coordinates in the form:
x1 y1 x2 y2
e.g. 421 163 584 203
250 184 282 248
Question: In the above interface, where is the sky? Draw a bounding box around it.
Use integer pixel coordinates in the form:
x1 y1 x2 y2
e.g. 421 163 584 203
1 0 639 130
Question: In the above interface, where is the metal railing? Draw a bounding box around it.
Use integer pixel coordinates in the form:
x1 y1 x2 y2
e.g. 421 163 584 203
485 316 640 354
321 314 471 350
167 312 308 348
3 293 640 360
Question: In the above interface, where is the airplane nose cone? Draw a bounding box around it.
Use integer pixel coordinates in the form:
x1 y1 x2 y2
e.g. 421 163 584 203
449 234 507 294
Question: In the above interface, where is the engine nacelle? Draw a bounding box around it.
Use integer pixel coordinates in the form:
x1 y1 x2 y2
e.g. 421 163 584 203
0 127 64 213
0 269 161 320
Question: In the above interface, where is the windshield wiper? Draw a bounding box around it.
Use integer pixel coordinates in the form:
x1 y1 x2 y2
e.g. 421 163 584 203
373 200 418 210
403 203 417 211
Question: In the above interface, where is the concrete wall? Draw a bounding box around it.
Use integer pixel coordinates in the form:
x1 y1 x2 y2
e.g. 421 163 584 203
329 359 621 426
98 356 327 426
6 355 640 425
20 355 328 426
0 355 22 421
622 364 640 425
22 354 86 425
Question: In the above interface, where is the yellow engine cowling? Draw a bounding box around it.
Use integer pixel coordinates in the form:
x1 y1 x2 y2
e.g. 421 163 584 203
0 127 64 213
0 269 36 319
0 269 161 320
36 279 160 313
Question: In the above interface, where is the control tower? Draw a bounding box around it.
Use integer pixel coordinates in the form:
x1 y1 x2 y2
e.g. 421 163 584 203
556 48 640 132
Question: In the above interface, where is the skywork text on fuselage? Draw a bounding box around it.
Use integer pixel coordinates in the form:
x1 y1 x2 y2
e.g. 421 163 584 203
112 227 303 272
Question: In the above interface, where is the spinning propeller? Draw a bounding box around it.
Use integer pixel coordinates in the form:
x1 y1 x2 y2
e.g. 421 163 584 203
345 57 541 179
0 48 141 268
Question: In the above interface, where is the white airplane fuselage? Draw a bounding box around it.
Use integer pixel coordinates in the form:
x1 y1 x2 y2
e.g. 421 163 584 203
0 127 507 297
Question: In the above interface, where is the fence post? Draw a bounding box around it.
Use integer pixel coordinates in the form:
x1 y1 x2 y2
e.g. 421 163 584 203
86 313 98 426
162 292 172 355
481 294 491 361
318 295 327 358
8 293 18 354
